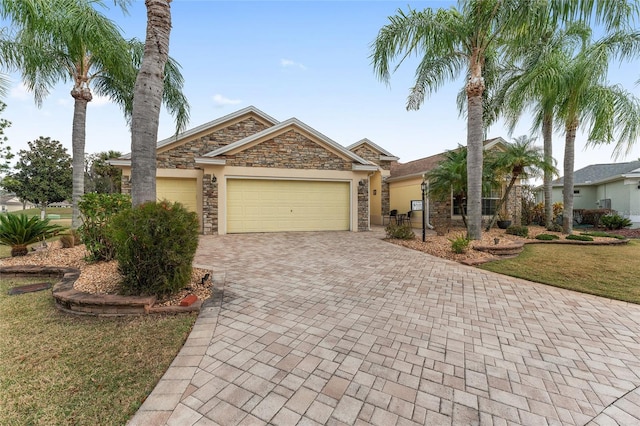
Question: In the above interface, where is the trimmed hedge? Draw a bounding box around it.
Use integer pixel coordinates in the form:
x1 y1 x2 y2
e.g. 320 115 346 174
535 233 559 240
566 234 593 242
506 225 529 237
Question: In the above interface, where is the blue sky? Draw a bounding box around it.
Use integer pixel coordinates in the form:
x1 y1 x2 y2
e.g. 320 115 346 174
3 0 640 175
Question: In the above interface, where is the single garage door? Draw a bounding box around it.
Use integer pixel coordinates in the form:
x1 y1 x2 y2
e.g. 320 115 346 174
227 179 350 233
157 178 197 213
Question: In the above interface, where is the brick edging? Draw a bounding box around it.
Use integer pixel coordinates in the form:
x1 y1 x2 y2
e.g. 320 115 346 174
1 265 200 317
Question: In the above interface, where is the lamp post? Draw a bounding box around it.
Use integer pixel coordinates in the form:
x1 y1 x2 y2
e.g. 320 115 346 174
421 179 427 242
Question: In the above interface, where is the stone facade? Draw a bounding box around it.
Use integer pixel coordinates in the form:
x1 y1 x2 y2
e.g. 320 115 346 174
358 179 369 231
202 174 218 235
350 144 394 218
157 117 270 169
224 130 352 170
431 199 452 236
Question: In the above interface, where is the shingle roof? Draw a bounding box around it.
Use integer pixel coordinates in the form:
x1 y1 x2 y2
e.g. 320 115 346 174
389 137 508 180
389 152 446 179
552 160 640 186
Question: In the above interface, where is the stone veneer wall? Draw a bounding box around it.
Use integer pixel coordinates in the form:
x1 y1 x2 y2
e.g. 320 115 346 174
506 185 523 226
224 130 352 170
352 145 380 165
358 179 369 231
431 199 452 236
157 117 270 169
202 174 218 235
121 176 131 195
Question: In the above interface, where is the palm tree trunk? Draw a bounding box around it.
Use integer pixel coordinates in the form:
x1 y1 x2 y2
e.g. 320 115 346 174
130 0 172 206
562 120 577 234
466 82 484 240
542 112 553 228
71 92 91 229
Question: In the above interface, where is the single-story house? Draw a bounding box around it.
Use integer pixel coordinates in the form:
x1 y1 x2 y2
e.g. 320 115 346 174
537 160 640 228
387 137 522 233
111 107 522 235
0 195 35 213
111 106 391 235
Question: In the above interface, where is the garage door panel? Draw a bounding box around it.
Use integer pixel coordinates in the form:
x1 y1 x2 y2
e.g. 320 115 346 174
157 178 197 213
227 179 350 233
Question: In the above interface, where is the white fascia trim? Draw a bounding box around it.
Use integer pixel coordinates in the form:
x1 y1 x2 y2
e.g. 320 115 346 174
380 155 400 161
121 106 279 159
205 118 372 165
352 164 379 171
195 158 226 166
108 159 131 167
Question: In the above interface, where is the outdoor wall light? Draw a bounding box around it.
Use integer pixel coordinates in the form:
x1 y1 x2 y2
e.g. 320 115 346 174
211 175 217 183
373 189 377 195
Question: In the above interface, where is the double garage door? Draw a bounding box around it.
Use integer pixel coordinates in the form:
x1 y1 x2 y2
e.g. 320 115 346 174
227 179 350 233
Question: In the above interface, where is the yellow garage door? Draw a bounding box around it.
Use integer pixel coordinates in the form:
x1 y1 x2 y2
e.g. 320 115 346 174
227 179 350 233
157 178 197 212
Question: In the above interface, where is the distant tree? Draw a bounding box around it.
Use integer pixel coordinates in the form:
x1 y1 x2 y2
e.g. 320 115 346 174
85 150 122 194
4 137 71 218
0 101 13 176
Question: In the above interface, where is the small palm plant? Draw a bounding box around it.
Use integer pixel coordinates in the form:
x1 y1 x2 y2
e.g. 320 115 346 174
0 214 65 257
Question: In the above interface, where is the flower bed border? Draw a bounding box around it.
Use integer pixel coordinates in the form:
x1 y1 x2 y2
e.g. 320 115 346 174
0 265 201 316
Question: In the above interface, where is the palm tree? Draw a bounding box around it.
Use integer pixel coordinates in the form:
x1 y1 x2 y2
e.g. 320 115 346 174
372 1 549 240
556 31 640 233
425 145 498 231
6 2 188 228
371 0 638 240
425 148 470 228
130 0 173 207
489 22 589 229
484 135 555 231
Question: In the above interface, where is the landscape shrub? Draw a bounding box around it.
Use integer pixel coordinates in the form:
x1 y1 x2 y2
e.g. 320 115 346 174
535 233 559 241
566 234 593 241
385 223 415 240
107 200 199 297
505 225 528 237
581 209 613 227
78 193 131 261
546 223 562 232
0 214 65 256
449 234 470 254
600 214 632 230
60 229 82 248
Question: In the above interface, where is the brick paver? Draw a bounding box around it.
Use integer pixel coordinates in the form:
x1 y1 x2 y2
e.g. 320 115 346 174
129 230 640 425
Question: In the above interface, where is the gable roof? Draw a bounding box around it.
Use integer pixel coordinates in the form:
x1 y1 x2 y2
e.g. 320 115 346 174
346 138 399 160
120 106 279 160
202 118 377 169
389 137 509 181
552 160 640 186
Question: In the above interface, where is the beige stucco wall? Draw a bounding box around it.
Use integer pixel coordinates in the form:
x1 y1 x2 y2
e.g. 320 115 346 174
389 177 424 228
369 172 382 225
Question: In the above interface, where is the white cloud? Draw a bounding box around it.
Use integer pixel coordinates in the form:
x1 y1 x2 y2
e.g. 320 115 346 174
10 83 31 100
57 98 71 106
280 59 307 70
212 94 242 107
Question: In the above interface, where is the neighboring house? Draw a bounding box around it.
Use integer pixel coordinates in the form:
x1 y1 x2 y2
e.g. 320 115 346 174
0 195 35 213
387 137 522 233
111 106 380 235
537 160 640 228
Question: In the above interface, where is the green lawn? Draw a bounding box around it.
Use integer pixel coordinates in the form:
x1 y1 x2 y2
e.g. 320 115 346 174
0 276 196 425
479 240 640 304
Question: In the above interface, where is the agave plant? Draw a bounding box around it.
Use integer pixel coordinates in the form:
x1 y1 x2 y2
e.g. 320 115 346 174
0 214 66 256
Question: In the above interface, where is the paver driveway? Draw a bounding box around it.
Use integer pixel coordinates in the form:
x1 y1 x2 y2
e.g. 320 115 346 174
129 230 640 425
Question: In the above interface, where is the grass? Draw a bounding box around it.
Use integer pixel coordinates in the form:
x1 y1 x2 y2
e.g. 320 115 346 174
2 208 72 229
0 276 197 425
479 240 640 304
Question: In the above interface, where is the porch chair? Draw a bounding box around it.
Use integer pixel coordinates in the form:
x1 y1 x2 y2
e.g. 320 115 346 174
383 209 398 225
